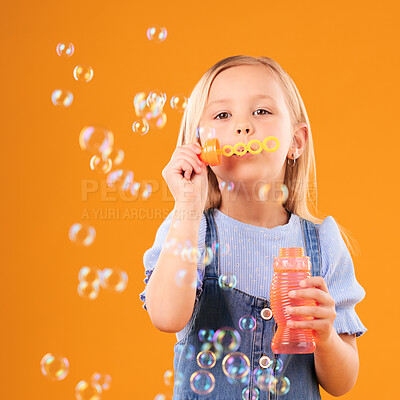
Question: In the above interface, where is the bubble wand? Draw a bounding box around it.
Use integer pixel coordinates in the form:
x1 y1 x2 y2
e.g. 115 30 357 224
198 137 280 166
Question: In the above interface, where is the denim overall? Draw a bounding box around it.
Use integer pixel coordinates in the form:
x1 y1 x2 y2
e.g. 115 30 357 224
173 208 322 399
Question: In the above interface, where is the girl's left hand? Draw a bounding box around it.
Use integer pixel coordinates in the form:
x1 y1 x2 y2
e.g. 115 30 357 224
285 276 336 345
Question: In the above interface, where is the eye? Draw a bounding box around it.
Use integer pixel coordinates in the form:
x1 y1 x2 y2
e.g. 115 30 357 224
215 112 230 120
254 109 271 115
214 109 271 120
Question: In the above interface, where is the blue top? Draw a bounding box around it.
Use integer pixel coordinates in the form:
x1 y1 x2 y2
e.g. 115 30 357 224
139 208 367 339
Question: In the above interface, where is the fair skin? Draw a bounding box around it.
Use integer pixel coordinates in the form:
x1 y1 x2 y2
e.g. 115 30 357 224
199 64 306 228
148 64 359 396
197 65 359 396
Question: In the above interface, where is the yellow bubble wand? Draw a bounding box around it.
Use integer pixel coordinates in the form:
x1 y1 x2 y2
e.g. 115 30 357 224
198 137 280 166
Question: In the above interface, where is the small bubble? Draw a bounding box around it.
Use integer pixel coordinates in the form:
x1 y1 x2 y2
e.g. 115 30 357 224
170 94 188 111
132 118 149 135
40 353 69 381
147 25 168 43
239 315 256 332
218 273 237 290
56 42 74 57
222 352 250 381
73 65 93 82
189 370 215 395
90 372 112 391
77 281 99 300
69 223 96 246
51 89 73 107
75 380 102 400
100 268 128 292
197 351 216 369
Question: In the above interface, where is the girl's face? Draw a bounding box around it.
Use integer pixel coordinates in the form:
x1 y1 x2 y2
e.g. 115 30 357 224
199 64 302 186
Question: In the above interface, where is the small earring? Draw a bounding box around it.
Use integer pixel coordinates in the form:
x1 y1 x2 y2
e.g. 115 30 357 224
287 153 296 167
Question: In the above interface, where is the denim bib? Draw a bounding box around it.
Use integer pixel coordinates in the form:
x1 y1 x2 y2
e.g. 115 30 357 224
173 208 322 400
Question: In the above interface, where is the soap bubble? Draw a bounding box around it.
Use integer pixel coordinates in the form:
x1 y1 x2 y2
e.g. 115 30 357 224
147 90 167 108
198 328 214 343
129 182 141 197
91 372 112 391
77 281 100 300
147 25 168 43
40 353 69 380
75 380 102 400
196 125 216 140
271 357 283 373
253 367 274 391
242 387 260 400
141 183 152 199
276 183 289 204
73 65 93 82
189 370 215 395
218 273 237 290
78 266 101 286
102 147 124 166
239 315 256 332
52 89 73 107
222 352 250 380
269 376 290 395
56 42 74 57
259 183 288 204
132 118 149 135
258 183 270 201
181 244 201 264
170 94 188 111
197 350 216 369
79 126 114 154
201 246 214 266
106 169 134 192
213 327 241 353
227 373 250 386
69 223 96 246
174 371 184 387
211 241 230 256
176 344 195 360
100 268 128 292
163 369 174 386
133 92 166 130
90 154 112 174
219 181 234 191
201 341 224 361
175 269 197 289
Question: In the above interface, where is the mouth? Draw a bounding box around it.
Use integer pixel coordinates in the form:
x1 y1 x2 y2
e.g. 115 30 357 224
233 152 253 159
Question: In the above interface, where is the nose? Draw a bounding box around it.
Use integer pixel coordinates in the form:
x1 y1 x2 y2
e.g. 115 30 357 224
235 124 253 137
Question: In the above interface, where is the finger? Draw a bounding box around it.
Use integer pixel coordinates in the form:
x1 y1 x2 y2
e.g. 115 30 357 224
173 159 194 180
286 305 329 319
299 276 328 292
176 149 203 169
172 155 202 175
184 142 202 154
288 288 331 305
287 318 331 332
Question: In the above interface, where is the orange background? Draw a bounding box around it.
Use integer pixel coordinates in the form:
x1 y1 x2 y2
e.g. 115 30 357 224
2 0 399 398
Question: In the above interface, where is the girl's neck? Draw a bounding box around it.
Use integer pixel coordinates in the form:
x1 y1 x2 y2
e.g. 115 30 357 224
218 199 290 229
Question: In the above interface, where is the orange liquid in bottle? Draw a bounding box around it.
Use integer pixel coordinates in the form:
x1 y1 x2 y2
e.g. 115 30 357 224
270 247 316 354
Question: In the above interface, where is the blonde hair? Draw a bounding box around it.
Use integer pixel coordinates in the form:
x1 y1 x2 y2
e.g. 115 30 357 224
176 55 360 258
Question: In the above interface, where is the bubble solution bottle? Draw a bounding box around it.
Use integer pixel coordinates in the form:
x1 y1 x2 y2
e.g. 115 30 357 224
270 247 316 354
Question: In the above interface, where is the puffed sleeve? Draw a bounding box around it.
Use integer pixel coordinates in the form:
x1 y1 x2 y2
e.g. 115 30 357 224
139 210 208 311
317 216 367 337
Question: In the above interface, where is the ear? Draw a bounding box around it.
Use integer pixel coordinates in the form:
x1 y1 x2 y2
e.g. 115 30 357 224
288 123 308 159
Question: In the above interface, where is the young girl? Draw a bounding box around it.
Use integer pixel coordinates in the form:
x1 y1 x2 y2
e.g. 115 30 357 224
139 55 367 399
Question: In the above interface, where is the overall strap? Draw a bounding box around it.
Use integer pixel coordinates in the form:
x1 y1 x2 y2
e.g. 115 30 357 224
203 208 219 279
299 217 322 276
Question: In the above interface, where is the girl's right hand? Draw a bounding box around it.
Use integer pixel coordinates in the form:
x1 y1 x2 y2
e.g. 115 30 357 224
162 142 208 210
